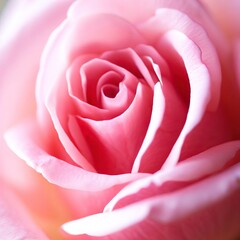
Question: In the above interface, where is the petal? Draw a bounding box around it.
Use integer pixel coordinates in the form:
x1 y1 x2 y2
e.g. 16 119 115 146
77 82 153 174
105 141 240 212
46 90 97 172
102 46 159 89
36 13 144 115
36 14 146 154
140 8 222 111
68 0 164 23
131 82 165 173
132 77 187 173
179 108 234 160
68 0 216 29
62 163 240 238
5 120 148 191
158 30 213 170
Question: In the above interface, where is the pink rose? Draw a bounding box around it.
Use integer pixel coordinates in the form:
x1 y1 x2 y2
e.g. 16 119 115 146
0 1 240 239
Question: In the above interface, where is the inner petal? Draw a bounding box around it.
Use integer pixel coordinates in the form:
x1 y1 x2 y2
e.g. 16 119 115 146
76 82 153 174
79 58 132 108
96 70 122 103
102 84 119 98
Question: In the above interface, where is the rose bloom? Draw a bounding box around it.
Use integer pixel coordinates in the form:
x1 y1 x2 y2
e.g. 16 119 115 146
0 0 240 240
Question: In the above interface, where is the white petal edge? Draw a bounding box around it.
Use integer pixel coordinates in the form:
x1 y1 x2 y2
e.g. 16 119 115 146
131 82 165 173
62 163 240 236
105 141 240 212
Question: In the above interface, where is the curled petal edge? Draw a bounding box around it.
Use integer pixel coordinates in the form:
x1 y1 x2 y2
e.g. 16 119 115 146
62 163 240 236
4 120 148 191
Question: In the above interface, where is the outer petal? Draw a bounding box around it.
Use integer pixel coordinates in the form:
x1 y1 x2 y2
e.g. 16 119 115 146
63 163 240 239
69 0 228 58
140 8 222 111
0 183 48 239
68 0 219 29
105 141 240 212
5 120 148 191
158 30 212 169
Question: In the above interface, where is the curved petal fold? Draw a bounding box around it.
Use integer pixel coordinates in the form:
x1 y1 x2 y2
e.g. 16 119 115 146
4 120 148 191
63 163 240 237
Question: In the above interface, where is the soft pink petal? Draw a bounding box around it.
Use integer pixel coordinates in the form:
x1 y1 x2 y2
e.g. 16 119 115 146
68 0 162 23
5 120 148 191
36 13 144 115
105 141 240 212
158 30 211 169
62 163 240 238
134 77 187 173
77 82 153 174
102 47 158 89
68 0 217 30
0 183 48 239
131 82 165 173
135 44 171 80
66 52 136 120
140 8 222 111
150 164 240 223
47 90 96 172
69 0 229 67
62 199 150 236
179 108 234 160
77 57 137 110
35 15 146 162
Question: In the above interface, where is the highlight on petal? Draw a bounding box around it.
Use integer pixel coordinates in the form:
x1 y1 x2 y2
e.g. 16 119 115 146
140 8 222 110
62 199 150 236
132 76 187 173
158 30 212 170
62 163 240 237
131 82 165 173
105 141 240 212
4 120 149 191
